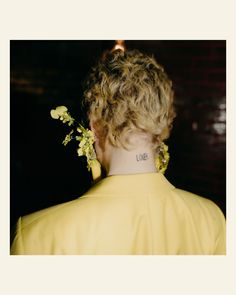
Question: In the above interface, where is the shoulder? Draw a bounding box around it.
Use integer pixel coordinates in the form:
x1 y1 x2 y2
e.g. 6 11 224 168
18 180 117 236
173 188 224 216
21 194 101 230
171 188 225 234
11 194 104 254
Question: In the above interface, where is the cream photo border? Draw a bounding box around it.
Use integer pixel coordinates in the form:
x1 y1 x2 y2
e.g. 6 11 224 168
0 1 235 294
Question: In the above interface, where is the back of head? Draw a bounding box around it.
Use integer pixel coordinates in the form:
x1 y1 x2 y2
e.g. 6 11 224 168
83 49 175 151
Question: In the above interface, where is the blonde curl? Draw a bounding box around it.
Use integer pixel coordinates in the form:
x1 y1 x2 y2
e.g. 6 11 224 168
83 49 175 151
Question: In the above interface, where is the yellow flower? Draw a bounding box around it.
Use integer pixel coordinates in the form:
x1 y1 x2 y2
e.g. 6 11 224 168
50 105 103 181
62 130 74 146
79 138 87 148
50 106 74 126
77 147 84 157
155 142 170 174
50 106 68 119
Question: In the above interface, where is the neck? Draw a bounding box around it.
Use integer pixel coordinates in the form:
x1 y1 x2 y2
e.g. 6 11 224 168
106 144 156 176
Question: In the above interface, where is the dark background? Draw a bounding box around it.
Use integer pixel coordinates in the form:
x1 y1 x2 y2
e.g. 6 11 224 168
10 40 226 230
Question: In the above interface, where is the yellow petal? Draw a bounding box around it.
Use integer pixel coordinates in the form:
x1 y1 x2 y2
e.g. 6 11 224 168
77 148 84 156
50 109 59 119
56 106 68 115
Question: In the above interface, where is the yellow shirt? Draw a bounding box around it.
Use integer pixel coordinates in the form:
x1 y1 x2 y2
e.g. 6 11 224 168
11 173 226 255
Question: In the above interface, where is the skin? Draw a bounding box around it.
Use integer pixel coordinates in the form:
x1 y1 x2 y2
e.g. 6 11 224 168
90 120 156 176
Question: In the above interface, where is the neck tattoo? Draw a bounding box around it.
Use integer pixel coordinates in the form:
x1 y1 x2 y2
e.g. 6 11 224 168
136 153 149 162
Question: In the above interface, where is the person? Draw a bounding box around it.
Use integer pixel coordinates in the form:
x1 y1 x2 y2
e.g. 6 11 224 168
11 49 226 255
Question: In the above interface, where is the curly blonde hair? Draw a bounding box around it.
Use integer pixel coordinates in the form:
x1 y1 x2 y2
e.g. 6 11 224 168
83 49 175 151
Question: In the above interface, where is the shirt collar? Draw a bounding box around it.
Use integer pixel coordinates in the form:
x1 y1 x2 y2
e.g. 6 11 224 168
84 172 175 196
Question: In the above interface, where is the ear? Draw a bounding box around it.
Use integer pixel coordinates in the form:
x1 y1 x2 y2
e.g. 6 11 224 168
89 119 107 152
89 120 98 141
